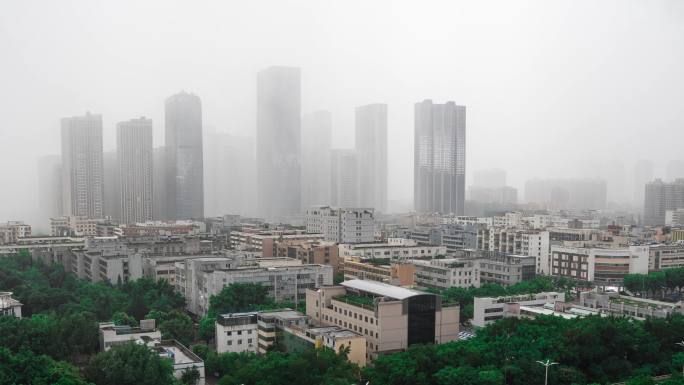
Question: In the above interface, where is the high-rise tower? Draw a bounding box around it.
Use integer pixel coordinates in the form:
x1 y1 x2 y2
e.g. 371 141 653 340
414 100 466 215
117 117 153 224
165 91 204 220
355 104 387 213
61 112 104 218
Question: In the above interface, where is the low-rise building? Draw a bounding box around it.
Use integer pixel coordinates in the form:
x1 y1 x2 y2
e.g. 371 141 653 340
307 280 459 361
673 230 684 242
216 309 367 366
341 256 415 286
580 291 684 319
472 292 566 328
99 319 205 384
549 245 649 285
215 312 259 354
274 239 340 274
119 220 205 237
230 229 323 256
50 216 101 237
649 243 684 271
305 206 375 244
0 292 22 317
176 257 333 315
338 240 446 261
0 221 32 244
411 258 480 289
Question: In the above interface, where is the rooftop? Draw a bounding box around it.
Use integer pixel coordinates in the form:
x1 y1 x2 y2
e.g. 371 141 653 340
341 279 426 300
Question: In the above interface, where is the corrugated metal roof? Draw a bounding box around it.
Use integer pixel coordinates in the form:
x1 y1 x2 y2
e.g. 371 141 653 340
341 279 426 300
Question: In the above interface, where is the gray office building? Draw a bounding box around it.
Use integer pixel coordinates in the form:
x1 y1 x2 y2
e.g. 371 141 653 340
414 100 466 215
165 91 204 220
256 66 301 221
355 104 388 213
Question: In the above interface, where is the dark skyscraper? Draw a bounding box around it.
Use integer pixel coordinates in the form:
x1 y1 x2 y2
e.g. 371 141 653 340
165 91 204 219
414 100 466 215
256 66 301 221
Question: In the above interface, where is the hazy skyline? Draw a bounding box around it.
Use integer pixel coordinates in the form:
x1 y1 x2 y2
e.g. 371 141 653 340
1 0 684 223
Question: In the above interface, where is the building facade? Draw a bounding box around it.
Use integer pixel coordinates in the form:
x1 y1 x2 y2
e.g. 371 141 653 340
307 280 459 360
644 179 684 226
549 245 649 285
256 66 301 221
61 112 104 218
414 100 466 215
117 117 153 224
165 91 204 220
355 104 388 213
330 149 360 208
301 111 332 208
305 206 375 243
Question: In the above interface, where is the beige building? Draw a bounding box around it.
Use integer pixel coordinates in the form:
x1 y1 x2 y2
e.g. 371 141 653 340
307 280 459 361
274 239 340 274
341 256 415 286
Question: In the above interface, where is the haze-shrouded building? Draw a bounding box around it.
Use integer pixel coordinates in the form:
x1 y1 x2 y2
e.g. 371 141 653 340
355 104 387 213
61 112 104 218
38 155 63 227
165 91 204 220
644 179 684 226
330 149 359 208
103 151 120 221
414 100 466 215
257 66 301 221
301 110 332 208
117 117 153 224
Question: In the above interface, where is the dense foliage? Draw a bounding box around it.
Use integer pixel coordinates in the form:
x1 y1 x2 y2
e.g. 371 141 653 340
365 315 684 385
204 347 360 385
84 342 176 385
0 252 189 384
430 276 590 321
624 267 684 297
0 347 92 385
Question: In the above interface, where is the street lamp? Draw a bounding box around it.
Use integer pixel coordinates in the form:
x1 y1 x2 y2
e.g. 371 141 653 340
536 359 558 385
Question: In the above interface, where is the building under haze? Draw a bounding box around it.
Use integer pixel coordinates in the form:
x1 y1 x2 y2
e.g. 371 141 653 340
473 169 506 188
37 155 62 229
165 91 204 220
256 66 301 221
355 104 388 213
414 100 466 215
301 111 332 208
330 149 359 208
61 112 105 219
103 152 120 221
117 117 153 224
524 178 606 210
644 179 684 226
667 160 684 182
633 160 654 209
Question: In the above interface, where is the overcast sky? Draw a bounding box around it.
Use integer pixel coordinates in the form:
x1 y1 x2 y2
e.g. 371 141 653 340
1 0 683 223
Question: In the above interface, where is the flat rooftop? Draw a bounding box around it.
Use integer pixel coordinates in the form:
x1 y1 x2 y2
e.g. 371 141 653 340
341 279 426 300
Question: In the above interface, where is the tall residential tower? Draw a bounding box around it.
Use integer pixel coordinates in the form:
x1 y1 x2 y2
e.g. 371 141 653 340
165 91 204 220
256 66 301 221
117 117 153 224
61 112 104 218
301 110 332 208
414 100 466 215
355 104 387 213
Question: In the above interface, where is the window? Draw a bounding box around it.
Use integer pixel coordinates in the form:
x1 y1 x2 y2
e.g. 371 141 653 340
238 339 242 345
227 331 232 336
248 338 253 344
238 330 242 335
227 340 232 346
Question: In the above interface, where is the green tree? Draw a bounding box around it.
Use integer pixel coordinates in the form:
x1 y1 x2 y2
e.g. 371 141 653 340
0 347 92 385
180 367 201 385
84 342 175 385
207 283 273 317
198 316 216 342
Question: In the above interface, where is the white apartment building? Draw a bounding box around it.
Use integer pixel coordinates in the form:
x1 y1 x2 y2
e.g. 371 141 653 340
0 221 31 245
0 292 22 318
338 241 446 261
521 231 551 275
215 312 259 354
176 257 333 315
477 227 550 274
50 216 101 237
117 117 154 224
305 206 375 243
549 245 649 285
473 292 565 328
411 258 480 289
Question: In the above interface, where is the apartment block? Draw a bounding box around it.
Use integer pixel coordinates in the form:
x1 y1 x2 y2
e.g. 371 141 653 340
341 256 415 286
0 221 31 245
411 258 480 289
307 280 459 360
273 239 340 273
305 206 375 243
472 292 566 328
230 229 323 256
649 244 684 271
50 216 101 237
338 240 446 261
0 292 22 318
176 257 333 315
549 245 649 285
